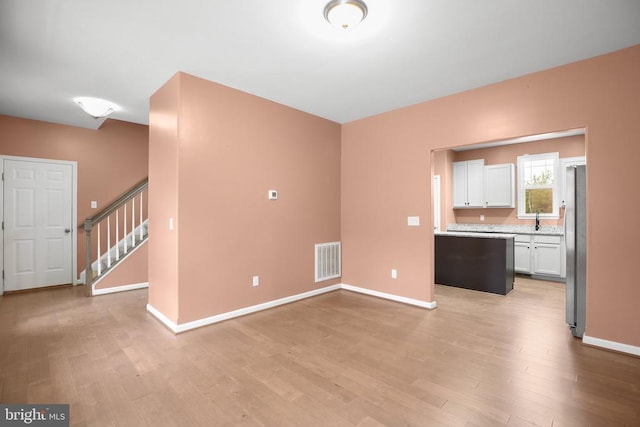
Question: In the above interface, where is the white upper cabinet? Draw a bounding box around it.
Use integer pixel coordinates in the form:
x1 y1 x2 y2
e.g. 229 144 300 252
484 163 515 208
452 162 468 208
453 159 484 208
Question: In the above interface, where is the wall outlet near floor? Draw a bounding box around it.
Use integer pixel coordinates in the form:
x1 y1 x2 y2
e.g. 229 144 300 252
391 269 397 279
252 275 259 287
480 215 485 221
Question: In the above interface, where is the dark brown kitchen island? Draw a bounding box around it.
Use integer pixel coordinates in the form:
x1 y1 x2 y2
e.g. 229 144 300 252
435 232 515 295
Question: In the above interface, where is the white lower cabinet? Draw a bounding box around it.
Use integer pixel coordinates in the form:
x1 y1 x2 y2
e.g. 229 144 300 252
533 235 563 277
514 234 565 278
514 236 532 273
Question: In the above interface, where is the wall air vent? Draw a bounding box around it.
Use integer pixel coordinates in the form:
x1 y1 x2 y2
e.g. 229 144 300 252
315 241 341 282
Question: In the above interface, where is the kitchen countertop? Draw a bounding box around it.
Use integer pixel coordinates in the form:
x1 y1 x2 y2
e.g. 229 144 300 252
447 223 564 236
435 231 517 239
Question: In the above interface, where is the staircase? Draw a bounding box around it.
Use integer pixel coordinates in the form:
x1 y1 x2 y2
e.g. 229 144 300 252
83 178 148 296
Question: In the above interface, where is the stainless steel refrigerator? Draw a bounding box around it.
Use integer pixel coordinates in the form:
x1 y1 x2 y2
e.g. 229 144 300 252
565 165 587 337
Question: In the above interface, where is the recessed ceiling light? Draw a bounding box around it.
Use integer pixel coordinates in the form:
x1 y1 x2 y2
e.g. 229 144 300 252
324 0 368 30
73 96 120 119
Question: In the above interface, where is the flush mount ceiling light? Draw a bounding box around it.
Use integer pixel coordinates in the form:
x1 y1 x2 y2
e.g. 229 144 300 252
324 0 368 30
73 96 120 119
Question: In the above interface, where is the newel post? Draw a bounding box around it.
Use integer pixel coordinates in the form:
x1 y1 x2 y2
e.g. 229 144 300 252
84 219 93 297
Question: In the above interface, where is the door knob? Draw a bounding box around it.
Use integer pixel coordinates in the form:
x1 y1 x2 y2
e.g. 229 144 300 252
65 228 71 234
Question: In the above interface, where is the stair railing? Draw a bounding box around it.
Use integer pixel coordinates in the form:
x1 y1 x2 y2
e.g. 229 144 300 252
83 178 148 296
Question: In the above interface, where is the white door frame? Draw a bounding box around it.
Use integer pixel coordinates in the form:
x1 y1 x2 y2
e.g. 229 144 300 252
433 175 441 232
1 155 78 295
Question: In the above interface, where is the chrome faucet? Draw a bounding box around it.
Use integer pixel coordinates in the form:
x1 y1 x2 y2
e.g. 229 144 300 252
535 210 540 231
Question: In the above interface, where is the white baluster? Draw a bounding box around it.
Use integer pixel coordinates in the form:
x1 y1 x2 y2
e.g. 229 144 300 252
139 192 144 241
132 197 136 247
124 203 128 254
97 222 102 276
116 209 120 261
107 216 111 268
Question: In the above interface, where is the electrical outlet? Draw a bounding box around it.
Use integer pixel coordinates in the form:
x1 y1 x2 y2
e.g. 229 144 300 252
391 269 397 279
480 215 485 221
252 276 259 287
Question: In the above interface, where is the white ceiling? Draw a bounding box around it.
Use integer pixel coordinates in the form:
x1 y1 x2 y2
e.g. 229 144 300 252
1 0 639 130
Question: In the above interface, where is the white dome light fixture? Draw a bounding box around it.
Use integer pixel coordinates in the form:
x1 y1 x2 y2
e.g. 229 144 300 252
73 96 121 119
324 0 368 30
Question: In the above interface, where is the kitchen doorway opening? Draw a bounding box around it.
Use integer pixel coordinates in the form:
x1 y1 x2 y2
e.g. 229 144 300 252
430 128 586 304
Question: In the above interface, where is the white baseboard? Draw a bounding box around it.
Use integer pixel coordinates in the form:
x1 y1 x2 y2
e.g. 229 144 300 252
583 334 640 357
146 283 437 334
147 303 179 333
340 283 438 309
147 284 342 334
93 282 149 296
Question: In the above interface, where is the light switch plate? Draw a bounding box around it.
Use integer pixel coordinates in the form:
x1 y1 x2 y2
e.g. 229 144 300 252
91 201 97 209
407 216 420 226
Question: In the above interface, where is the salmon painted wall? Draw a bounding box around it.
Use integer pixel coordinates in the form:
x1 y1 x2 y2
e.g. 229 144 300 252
0 115 149 278
342 118 431 303
342 45 640 348
94 243 148 290
148 73 181 323
149 72 342 325
447 135 585 226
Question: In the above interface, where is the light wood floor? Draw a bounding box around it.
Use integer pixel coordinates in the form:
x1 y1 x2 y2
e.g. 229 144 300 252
1 278 639 426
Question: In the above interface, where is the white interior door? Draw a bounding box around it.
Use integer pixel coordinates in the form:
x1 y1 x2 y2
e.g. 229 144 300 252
3 159 74 291
433 175 441 232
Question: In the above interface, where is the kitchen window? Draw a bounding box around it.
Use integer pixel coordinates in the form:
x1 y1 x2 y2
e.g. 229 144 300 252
517 152 560 219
